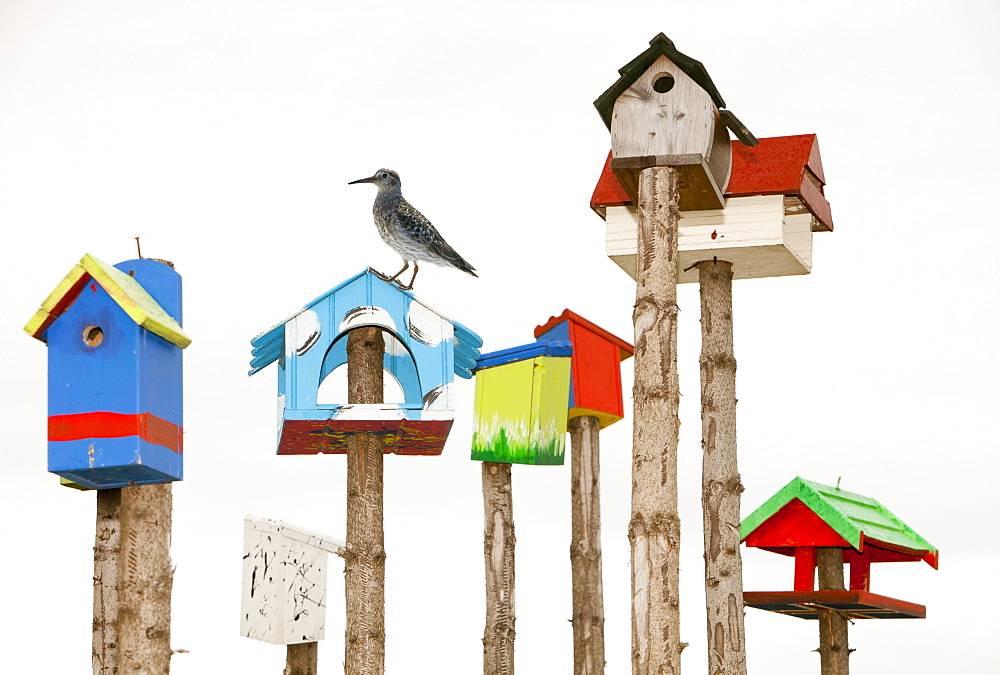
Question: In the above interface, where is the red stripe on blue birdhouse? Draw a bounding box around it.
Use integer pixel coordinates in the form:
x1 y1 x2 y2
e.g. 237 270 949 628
48 411 182 453
26 256 187 489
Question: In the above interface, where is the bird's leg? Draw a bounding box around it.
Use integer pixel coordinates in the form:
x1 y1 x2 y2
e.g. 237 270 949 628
378 261 409 284
397 262 419 291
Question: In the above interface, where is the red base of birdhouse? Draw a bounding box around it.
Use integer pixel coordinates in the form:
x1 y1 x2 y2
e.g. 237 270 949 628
744 590 926 620
277 418 453 456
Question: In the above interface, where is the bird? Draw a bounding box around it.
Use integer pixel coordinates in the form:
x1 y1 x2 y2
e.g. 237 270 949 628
348 168 477 290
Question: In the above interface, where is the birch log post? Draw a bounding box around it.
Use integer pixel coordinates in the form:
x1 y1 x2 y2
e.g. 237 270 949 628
568 415 605 675
482 461 515 675
285 641 319 675
117 482 174 673
697 259 747 675
631 165 684 675
93 488 122 675
345 326 387 675
817 548 851 675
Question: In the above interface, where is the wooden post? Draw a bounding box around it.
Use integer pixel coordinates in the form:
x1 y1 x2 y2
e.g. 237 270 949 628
285 642 319 675
630 165 684 675
482 461 515 675
93 489 122 675
816 548 851 675
697 259 747 675
345 326 387 675
117 482 174 673
568 415 605 675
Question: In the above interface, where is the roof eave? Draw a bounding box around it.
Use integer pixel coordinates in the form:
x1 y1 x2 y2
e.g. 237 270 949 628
595 33 727 130
24 254 191 349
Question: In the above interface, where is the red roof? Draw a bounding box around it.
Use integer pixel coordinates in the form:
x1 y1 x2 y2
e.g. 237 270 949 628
534 309 634 360
590 134 833 231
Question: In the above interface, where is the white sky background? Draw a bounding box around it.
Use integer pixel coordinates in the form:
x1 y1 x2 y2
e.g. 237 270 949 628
1 0 998 672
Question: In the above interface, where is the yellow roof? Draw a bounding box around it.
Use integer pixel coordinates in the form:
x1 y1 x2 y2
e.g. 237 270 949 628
24 254 191 349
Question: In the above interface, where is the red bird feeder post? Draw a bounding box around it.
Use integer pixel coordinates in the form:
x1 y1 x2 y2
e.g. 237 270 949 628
741 477 938 674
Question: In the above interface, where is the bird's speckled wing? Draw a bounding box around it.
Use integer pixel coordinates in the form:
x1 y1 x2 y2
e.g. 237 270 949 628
396 199 477 276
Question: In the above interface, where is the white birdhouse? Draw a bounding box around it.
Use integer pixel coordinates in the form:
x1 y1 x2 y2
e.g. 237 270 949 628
594 33 757 210
592 134 834 283
240 516 345 646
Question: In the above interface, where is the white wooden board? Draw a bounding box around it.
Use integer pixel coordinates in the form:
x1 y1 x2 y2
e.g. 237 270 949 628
240 516 345 646
604 195 814 283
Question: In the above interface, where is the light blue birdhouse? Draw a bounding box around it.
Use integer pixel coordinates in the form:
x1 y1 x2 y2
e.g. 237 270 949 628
249 269 482 456
24 254 190 489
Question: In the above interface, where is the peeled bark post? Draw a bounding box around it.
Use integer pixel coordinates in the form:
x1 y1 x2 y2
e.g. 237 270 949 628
345 326 387 675
697 260 747 675
93 488 122 675
117 482 174 673
285 642 319 675
817 549 851 675
630 165 684 675
568 415 605 675
482 461 515 675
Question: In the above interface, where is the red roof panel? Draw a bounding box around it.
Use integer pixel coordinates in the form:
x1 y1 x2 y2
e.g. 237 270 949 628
590 134 833 231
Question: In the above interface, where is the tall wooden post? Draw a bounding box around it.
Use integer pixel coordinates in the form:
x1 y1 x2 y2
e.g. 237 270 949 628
817 548 851 675
285 642 319 675
117 482 174 673
94 485 174 674
482 461 515 675
93 489 121 675
568 415 605 675
345 326 386 675
631 165 684 675
697 260 747 675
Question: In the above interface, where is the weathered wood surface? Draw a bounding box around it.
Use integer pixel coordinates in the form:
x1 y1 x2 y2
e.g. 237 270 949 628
117 482 174 674
285 641 318 675
697 260 747 675
817 548 851 675
611 155 725 212
94 489 122 675
482 461 515 675
345 326 387 675
610 55 717 162
569 416 605 675
630 166 685 675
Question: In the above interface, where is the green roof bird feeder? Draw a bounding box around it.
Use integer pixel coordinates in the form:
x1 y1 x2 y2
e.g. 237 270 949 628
471 341 572 465
741 477 938 620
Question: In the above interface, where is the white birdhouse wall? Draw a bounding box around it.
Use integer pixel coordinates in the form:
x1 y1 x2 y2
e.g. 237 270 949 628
604 195 814 283
241 522 332 645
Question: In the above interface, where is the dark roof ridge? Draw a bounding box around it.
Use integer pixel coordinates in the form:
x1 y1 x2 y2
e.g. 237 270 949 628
594 33 726 129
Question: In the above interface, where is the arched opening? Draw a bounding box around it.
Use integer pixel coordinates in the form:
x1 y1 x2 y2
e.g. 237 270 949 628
317 363 407 405
315 328 419 407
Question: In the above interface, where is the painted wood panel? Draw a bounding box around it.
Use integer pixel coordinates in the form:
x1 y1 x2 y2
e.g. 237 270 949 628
240 517 345 646
472 350 572 466
591 135 834 231
604 195 814 283
533 310 634 428
249 269 483 457
27 256 187 489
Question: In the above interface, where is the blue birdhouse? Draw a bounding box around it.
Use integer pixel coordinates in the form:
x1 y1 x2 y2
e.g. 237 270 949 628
25 254 190 490
249 269 482 456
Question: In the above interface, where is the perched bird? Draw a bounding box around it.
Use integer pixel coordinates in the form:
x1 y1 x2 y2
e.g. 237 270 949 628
348 168 477 290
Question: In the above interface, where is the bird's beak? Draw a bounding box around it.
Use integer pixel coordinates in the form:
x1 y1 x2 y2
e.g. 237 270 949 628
348 175 375 185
